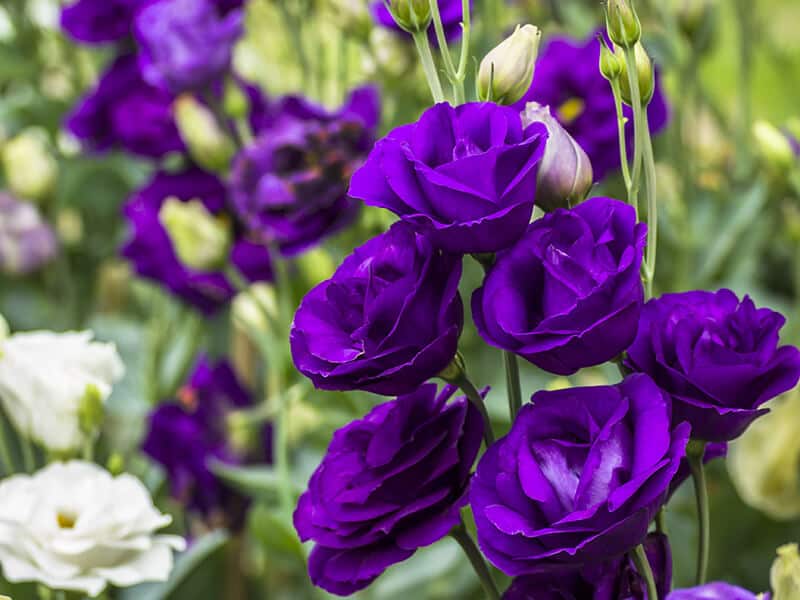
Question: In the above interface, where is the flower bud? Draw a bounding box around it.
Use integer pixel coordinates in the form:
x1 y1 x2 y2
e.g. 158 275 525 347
617 42 655 106
223 79 250 121
158 197 232 272
174 95 236 173
771 543 800 600
387 0 432 34
1 128 58 203
605 0 641 49
752 120 795 174
598 37 623 82
522 103 594 212
478 25 541 105
232 282 278 334
106 452 125 476
77 383 104 436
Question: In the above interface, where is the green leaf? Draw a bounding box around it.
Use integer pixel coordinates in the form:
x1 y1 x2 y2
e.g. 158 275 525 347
248 503 305 564
209 461 283 500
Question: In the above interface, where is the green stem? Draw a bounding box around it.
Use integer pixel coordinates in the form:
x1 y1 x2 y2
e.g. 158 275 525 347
451 521 500 600
503 351 522 421
0 429 13 474
623 46 645 212
428 0 470 104
655 506 666 535
640 110 658 299
688 442 710 585
733 0 752 175
20 432 35 473
276 2 311 91
452 373 495 446
412 31 446 103
631 543 659 600
610 79 633 198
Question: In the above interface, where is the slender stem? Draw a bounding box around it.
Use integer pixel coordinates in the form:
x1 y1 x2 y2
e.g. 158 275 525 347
631 543 659 600
655 506 666 535
733 0 752 176
503 351 522 421
640 110 658 299
451 522 500 600
455 0 471 81
276 2 311 90
623 46 645 211
452 374 495 446
429 0 457 78
428 0 470 104
0 430 13 475
688 442 710 585
610 79 633 196
412 31 446 103
20 431 35 473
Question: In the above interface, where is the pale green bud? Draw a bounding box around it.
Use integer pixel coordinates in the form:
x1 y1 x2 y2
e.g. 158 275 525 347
617 42 655 106
77 383 104 436
159 197 232 272
752 120 795 174
232 282 278 334
478 25 541 105
173 94 235 173
771 543 800 600
606 0 641 49
2 128 58 203
223 80 250 120
387 0 432 34
598 37 623 82
106 452 125 476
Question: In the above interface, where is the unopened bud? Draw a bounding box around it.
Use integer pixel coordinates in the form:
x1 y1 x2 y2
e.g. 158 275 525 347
605 0 641 49
598 37 623 82
223 80 250 121
617 42 655 106
771 543 800 600
478 25 541 105
2 128 58 203
174 94 235 173
106 452 125 476
752 120 795 174
159 197 232 272
522 103 594 212
232 282 278 334
387 0 432 34
77 383 104 436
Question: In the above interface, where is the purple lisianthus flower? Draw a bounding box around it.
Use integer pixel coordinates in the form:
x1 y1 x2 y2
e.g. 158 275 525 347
625 289 800 442
122 167 273 314
134 0 243 93
230 86 380 256
504 533 671 600
294 383 483 596
668 582 766 599
472 197 646 375
0 193 58 275
142 356 271 528
471 374 690 576
66 54 184 158
349 102 548 253
290 221 463 395
513 32 668 180
371 0 472 43
60 0 143 44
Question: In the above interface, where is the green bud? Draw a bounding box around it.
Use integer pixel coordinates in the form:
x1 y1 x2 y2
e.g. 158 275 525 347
223 79 250 120
2 128 58 203
77 383 105 436
174 94 235 173
598 37 623 82
387 0 432 34
232 282 278 334
752 120 795 174
478 25 541 105
159 197 232 271
106 452 125 476
605 0 641 49
771 543 800 600
617 42 655 106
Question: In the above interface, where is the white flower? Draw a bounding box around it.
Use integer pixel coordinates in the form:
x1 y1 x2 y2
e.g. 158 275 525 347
0 330 124 452
0 461 186 596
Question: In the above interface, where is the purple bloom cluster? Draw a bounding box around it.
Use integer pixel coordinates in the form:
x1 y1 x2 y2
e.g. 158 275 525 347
142 356 272 527
294 383 483 595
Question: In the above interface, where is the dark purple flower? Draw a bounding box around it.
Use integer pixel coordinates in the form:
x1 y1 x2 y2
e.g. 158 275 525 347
290 221 463 395
371 0 472 43
134 0 244 93
512 32 668 181
504 533 672 600
625 289 800 442
121 167 273 314
471 374 690 576
667 582 765 599
230 86 380 256
349 102 548 253
142 356 271 527
293 383 483 596
0 192 58 275
472 196 646 375
66 54 184 158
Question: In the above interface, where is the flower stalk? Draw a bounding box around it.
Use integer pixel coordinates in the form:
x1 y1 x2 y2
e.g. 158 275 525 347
688 440 710 585
412 30 446 103
631 543 659 600
504 351 522 420
451 521 501 600
428 0 471 104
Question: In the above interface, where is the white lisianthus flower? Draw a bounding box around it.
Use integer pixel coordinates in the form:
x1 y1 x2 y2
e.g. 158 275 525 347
0 330 124 452
0 461 186 596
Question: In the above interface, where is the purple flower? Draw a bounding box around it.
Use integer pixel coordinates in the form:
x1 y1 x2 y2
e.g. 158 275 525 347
230 86 380 256
625 289 800 442
472 197 646 375
668 582 765 599
293 383 483 596
349 102 548 253
471 374 690 576
290 221 463 395
371 0 472 43
0 193 58 275
513 32 668 181
142 357 271 527
66 54 184 158
504 533 672 600
121 167 273 314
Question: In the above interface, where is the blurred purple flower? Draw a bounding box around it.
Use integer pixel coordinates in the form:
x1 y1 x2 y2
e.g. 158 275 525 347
668 582 766 599
0 193 58 275
121 167 272 314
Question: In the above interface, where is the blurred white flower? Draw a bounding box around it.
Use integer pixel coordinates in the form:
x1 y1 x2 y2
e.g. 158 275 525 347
0 461 185 596
0 330 124 452
1 128 58 203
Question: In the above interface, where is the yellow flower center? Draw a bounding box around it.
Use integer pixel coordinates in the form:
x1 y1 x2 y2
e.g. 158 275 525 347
557 98 585 124
56 511 77 529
